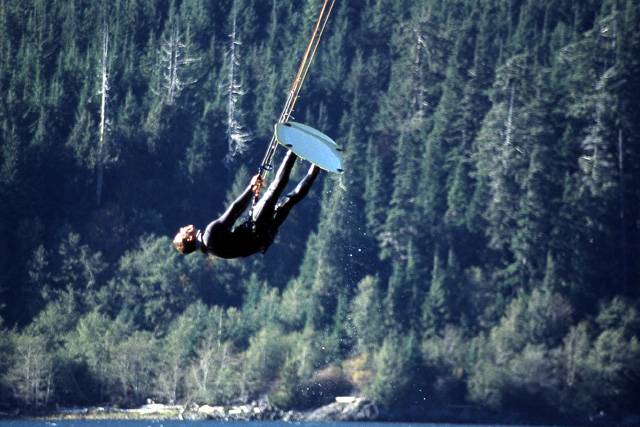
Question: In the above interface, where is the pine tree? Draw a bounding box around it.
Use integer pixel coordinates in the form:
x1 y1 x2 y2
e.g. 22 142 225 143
422 247 450 336
363 137 387 238
269 356 303 409
365 332 426 407
444 155 472 231
380 132 422 260
384 240 423 331
351 275 385 353
416 11 479 255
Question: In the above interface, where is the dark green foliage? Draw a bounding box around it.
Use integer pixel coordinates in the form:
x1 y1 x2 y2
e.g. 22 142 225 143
1 0 640 422
269 356 304 409
421 247 451 335
365 333 431 408
351 275 385 353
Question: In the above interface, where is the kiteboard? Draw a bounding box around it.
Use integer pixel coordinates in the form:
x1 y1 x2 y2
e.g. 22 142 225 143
275 121 344 173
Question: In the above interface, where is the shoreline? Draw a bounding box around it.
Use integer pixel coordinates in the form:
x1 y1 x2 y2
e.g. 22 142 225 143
3 397 640 427
3 400 636 427
0 398 377 423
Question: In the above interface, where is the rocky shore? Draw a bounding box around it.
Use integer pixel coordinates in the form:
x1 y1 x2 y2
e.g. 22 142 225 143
6 398 640 426
16 396 380 422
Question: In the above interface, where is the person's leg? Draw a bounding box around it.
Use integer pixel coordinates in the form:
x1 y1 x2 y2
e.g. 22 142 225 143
273 164 320 227
252 150 297 223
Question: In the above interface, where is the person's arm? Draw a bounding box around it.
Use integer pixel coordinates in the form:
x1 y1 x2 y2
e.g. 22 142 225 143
218 175 262 228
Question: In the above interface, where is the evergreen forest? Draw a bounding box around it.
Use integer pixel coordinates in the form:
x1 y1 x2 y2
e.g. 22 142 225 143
1 0 640 423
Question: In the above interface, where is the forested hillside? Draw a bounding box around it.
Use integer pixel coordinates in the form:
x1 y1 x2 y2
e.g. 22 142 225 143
1 0 639 423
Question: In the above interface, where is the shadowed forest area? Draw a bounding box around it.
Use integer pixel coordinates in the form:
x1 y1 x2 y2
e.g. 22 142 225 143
1 0 640 424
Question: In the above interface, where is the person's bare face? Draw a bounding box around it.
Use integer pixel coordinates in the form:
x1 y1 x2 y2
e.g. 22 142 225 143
173 224 197 253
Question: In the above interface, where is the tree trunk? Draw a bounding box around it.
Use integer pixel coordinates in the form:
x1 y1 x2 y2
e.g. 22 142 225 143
96 22 109 206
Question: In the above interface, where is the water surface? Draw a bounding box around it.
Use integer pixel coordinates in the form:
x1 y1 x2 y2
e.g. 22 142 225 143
0 420 557 427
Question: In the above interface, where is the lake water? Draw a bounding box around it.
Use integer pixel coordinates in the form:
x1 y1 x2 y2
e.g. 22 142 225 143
0 420 555 427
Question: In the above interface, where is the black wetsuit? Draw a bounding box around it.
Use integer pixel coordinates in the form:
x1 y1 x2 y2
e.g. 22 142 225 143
198 151 319 259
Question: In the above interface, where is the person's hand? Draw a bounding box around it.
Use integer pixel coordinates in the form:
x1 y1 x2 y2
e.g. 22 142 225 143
251 174 263 195
250 174 262 185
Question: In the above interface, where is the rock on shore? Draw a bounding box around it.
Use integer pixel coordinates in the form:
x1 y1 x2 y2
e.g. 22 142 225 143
180 401 286 421
305 396 379 421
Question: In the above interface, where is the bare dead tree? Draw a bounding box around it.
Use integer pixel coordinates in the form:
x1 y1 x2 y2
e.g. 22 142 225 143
224 0 251 162
7 333 54 407
412 11 430 124
504 83 514 149
190 334 214 398
158 21 199 105
96 20 109 206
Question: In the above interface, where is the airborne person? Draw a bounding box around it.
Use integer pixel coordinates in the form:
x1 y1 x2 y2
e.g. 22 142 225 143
174 0 340 259
173 151 319 258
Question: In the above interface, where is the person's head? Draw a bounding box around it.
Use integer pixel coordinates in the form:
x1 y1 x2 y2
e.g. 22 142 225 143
173 225 197 254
